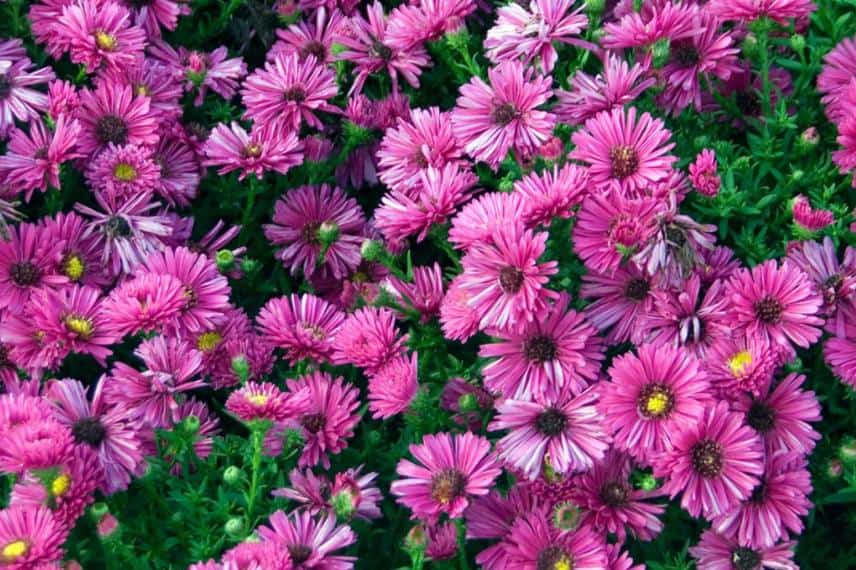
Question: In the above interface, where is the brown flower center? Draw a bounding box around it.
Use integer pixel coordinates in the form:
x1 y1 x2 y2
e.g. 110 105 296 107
536 407 567 437
491 102 518 126
498 266 524 293
72 417 107 447
731 547 761 570
624 277 650 301
536 545 574 570
524 335 557 363
9 261 41 287
599 481 630 507
300 413 326 434
746 401 775 433
95 115 129 146
609 145 639 180
283 85 307 102
288 544 313 564
672 39 700 66
430 468 467 504
753 296 783 324
691 439 723 478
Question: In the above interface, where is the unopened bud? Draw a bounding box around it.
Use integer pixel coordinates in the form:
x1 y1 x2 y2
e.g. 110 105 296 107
457 393 479 412
225 517 245 538
331 490 356 521
360 239 384 262
789 34 806 52
552 501 582 531
405 524 427 550
318 221 340 245
216 250 235 273
651 39 670 68
232 356 250 384
224 466 243 485
182 414 200 434
840 438 856 464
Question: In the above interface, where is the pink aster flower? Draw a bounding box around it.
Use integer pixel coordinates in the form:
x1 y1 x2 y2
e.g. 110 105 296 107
146 131 200 207
385 0 475 48
490 387 609 479
256 294 345 365
555 54 654 125
377 107 466 192
242 53 338 130
47 78 80 120
382 263 445 321
481 293 603 399
0 115 82 200
0 419 75 474
0 506 67 569
485 0 589 73
102 273 185 336
458 227 558 332
332 306 408 372
0 58 54 137
147 41 247 105
448 191 525 251
571 450 665 542
712 452 811 549
826 330 856 388
285 372 361 469
336 1 430 95
690 149 721 197
258 510 356 569
452 60 556 169
391 431 501 520
570 106 677 194
58 0 147 72
654 401 764 519
580 265 659 344
75 83 159 157
439 277 481 343
86 143 160 201
367 352 419 420
600 343 712 463
220 541 292 570
203 121 303 181
46 377 149 494
726 259 824 350
274 465 382 522
602 0 699 49
425 522 457 561
264 184 367 280
690 530 797 570
819 36 856 123
503 511 608 570
226 381 309 423
704 334 779 398
791 194 834 232
271 6 342 64
0 223 67 313
120 0 188 38
707 0 815 24
0 393 55 436
514 163 587 227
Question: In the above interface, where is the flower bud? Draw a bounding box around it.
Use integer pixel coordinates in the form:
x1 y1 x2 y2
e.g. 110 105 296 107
182 414 200 434
789 34 806 52
232 356 250 384
216 250 235 273
331 489 356 521
827 458 843 479
840 438 856 464
457 393 479 412
552 501 582 531
318 221 340 246
360 239 384 262
224 466 243 485
651 39 670 68
405 524 427 550
225 517 245 538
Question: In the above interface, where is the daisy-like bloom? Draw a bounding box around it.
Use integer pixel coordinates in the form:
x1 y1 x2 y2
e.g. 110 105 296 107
264 184 366 280
700 246 743 286
58 0 147 72
600 344 712 462
580 265 659 344
606 544 644 570
377 107 466 192
258 510 355 569
242 54 338 131
554 54 654 126
425 522 457 561
490 387 609 479
47 378 148 494
0 420 75 474
570 106 677 194
336 1 430 95
503 511 608 570
0 505 67 569
834 114 856 186
481 293 603 399
689 530 797 570
485 0 589 73
48 78 80 120
391 431 501 520
654 401 764 519
220 541 292 570
602 0 699 49
75 83 159 157
712 452 811 549
226 381 309 424
452 60 556 169
458 227 558 332
271 6 342 64
0 393 55 436
102 273 186 336
0 58 54 137
791 194 834 232
826 329 856 387
286 372 360 469
689 149 721 197
707 0 815 24
367 352 419 420
139 246 231 334
448 191 525 251
0 116 82 200
105 336 206 427
636 276 731 358
704 334 779 398
571 450 665 542
726 259 824 350
374 164 477 243
657 10 740 114
733 372 821 456
256 294 345 365
146 131 200 207
0 223 67 314
274 465 382 522
514 164 587 227
120 0 189 38
382 263 445 321
385 0 476 49
572 191 661 274
203 121 303 181
332 307 408 372
148 40 247 106
818 36 856 123
439 277 481 343
85 143 160 201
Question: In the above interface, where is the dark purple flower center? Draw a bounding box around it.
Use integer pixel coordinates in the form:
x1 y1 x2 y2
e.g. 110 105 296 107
300 412 326 434
599 481 630 507
498 266 524 294
735 90 761 117
746 401 775 433
105 216 132 238
524 335 558 363
536 406 567 437
283 85 307 102
731 546 761 570
430 468 467 504
370 41 394 62
823 273 844 306
34 147 49 159
749 479 767 504
637 383 675 419
672 39 700 66
536 545 574 570
665 225 687 246
0 343 11 369
691 439 723 478
0 74 10 99
72 416 107 447
186 122 210 142
412 151 429 168
625 277 650 301
753 296 783 324
95 115 129 146
491 103 518 126
302 40 327 61
609 145 639 180
301 221 321 245
9 261 41 287
288 544 313 564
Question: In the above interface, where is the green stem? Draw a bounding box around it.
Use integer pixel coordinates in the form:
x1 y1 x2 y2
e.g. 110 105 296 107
245 428 265 524
409 549 424 570
757 22 772 119
456 519 469 570
241 178 258 229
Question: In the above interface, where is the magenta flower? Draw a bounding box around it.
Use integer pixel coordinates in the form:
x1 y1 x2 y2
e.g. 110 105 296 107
0 223 67 313
602 1 699 49
367 352 419 420
580 265 658 344
226 381 309 424
819 35 856 123
258 510 356 569
0 506 67 568
272 6 342 64
452 60 556 169
707 0 815 24
121 0 188 38
203 121 303 181
826 332 856 388
86 143 161 201
0 57 54 137
704 334 779 398
503 511 608 570
102 273 186 337
58 0 147 72
448 191 525 251
332 306 408 372
439 277 481 343
391 431 501 520
385 0 475 49
689 149 721 197
75 83 159 157
220 541 292 569
0 419 75 474
382 263 445 321
690 530 797 570
514 163 588 227
256 293 345 365
791 194 835 232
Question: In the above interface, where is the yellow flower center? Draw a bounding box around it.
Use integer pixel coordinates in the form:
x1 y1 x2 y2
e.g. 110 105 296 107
134 84 150 97
64 315 94 339
1 540 29 562
63 254 86 281
728 350 753 377
113 163 137 182
51 474 72 497
244 143 263 158
645 391 670 416
197 331 223 352
94 31 118 51
248 394 269 406
554 557 573 570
